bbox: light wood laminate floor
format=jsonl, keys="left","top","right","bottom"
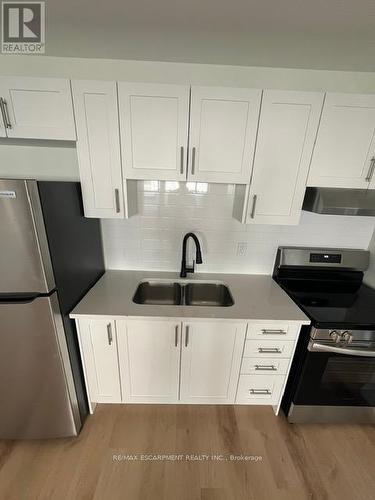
{"left": 0, "top": 405, "right": 374, "bottom": 500}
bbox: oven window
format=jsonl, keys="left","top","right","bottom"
{"left": 294, "top": 352, "right": 375, "bottom": 406}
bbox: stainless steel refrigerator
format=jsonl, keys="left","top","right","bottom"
{"left": 0, "top": 179, "right": 104, "bottom": 439}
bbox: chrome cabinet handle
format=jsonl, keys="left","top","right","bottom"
{"left": 250, "top": 194, "right": 257, "bottom": 219}
{"left": 261, "top": 329, "right": 287, "bottom": 335}
{"left": 249, "top": 389, "right": 271, "bottom": 395}
{"left": 175, "top": 325, "right": 179, "bottom": 347}
{"left": 0, "top": 98, "right": 11, "bottom": 129}
{"left": 254, "top": 365, "right": 277, "bottom": 371}
{"left": 115, "top": 188, "right": 120, "bottom": 213}
{"left": 365, "top": 157, "right": 375, "bottom": 182}
{"left": 180, "top": 146, "right": 184, "bottom": 175}
{"left": 107, "top": 323, "right": 113, "bottom": 346}
{"left": 185, "top": 325, "right": 189, "bottom": 347}
{"left": 191, "top": 147, "right": 196, "bottom": 175}
{"left": 0, "top": 98, "right": 7, "bottom": 130}
{"left": 258, "top": 347, "right": 282, "bottom": 354}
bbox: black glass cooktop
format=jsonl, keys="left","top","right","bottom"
{"left": 276, "top": 269, "right": 375, "bottom": 329}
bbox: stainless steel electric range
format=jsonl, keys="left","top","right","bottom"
{"left": 273, "top": 246, "right": 375, "bottom": 424}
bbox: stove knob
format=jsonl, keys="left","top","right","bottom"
{"left": 341, "top": 331, "right": 353, "bottom": 343}
{"left": 330, "top": 330, "right": 340, "bottom": 343}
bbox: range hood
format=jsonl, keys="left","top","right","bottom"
{"left": 303, "top": 187, "right": 375, "bottom": 216}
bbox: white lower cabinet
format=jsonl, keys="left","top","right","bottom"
{"left": 77, "top": 319, "right": 122, "bottom": 407}
{"left": 76, "top": 318, "right": 302, "bottom": 410}
{"left": 116, "top": 320, "right": 181, "bottom": 403}
{"left": 179, "top": 322, "right": 247, "bottom": 404}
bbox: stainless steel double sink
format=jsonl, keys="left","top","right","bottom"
{"left": 133, "top": 280, "right": 234, "bottom": 307}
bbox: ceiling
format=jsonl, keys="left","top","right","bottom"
{"left": 43, "top": 0, "right": 375, "bottom": 71}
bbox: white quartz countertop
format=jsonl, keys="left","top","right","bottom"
{"left": 70, "top": 270, "right": 310, "bottom": 323}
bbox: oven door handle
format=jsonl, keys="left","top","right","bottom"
{"left": 309, "top": 341, "right": 375, "bottom": 357}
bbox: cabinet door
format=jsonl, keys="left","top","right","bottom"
{"left": 0, "top": 77, "right": 76, "bottom": 140}
{"left": 180, "top": 321, "right": 246, "bottom": 404}
{"left": 78, "top": 319, "right": 122, "bottom": 404}
{"left": 72, "top": 80, "right": 125, "bottom": 218}
{"left": 308, "top": 92, "right": 375, "bottom": 188}
{"left": 188, "top": 86, "right": 261, "bottom": 183}
{"left": 246, "top": 90, "right": 324, "bottom": 225}
{"left": 118, "top": 82, "right": 189, "bottom": 181}
{"left": 117, "top": 320, "right": 181, "bottom": 403}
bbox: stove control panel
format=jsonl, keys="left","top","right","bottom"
{"left": 309, "top": 253, "right": 342, "bottom": 264}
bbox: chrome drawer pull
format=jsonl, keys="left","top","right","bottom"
{"left": 261, "top": 329, "right": 287, "bottom": 335}
{"left": 254, "top": 365, "right": 277, "bottom": 371}
{"left": 249, "top": 389, "right": 271, "bottom": 395}
{"left": 258, "top": 347, "right": 282, "bottom": 354}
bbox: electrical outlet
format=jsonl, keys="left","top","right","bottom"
{"left": 237, "top": 242, "right": 247, "bottom": 257}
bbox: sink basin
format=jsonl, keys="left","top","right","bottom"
{"left": 185, "top": 283, "right": 234, "bottom": 307}
{"left": 133, "top": 281, "right": 182, "bottom": 305}
{"left": 133, "top": 280, "right": 234, "bottom": 307}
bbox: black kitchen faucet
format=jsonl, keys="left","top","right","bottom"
{"left": 180, "top": 232, "right": 203, "bottom": 278}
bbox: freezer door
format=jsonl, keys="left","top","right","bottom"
{"left": 0, "top": 292, "right": 81, "bottom": 438}
{"left": 0, "top": 179, "right": 55, "bottom": 294}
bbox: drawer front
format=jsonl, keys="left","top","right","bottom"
{"left": 246, "top": 322, "right": 300, "bottom": 341}
{"left": 243, "top": 339, "right": 295, "bottom": 358}
{"left": 241, "top": 357, "right": 290, "bottom": 375}
{"left": 236, "top": 374, "right": 285, "bottom": 405}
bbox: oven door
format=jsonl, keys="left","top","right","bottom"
{"left": 293, "top": 340, "right": 375, "bottom": 406}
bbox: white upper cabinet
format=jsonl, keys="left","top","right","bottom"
{"left": 118, "top": 83, "right": 190, "bottom": 181}
{"left": 245, "top": 90, "right": 324, "bottom": 225}
{"left": 117, "top": 320, "right": 181, "bottom": 403}
{"left": 179, "top": 321, "right": 246, "bottom": 404}
{"left": 0, "top": 77, "right": 76, "bottom": 140}
{"left": 72, "top": 80, "right": 125, "bottom": 218}
{"left": 189, "top": 86, "right": 262, "bottom": 183}
{"left": 308, "top": 93, "right": 375, "bottom": 189}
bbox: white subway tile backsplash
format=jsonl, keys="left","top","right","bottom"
{"left": 102, "top": 182, "right": 375, "bottom": 273}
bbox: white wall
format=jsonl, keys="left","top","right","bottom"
{"left": 102, "top": 181, "right": 375, "bottom": 274}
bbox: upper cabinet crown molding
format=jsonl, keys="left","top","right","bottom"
{"left": 239, "top": 89, "right": 324, "bottom": 225}
{"left": 307, "top": 92, "right": 375, "bottom": 189}
{"left": 0, "top": 77, "right": 76, "bottom": 140}
{"left": 118, "top": 82, "right": 190, "bottom": 181}
{"left": 72, "top": 80, "right": 125, "bottom": 218}
{"left": 189, "top": 86, "right": 262, "bottom": 184}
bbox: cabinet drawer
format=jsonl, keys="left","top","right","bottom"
{"left": 236, "top": 374, "right": 285, "bottom": 405}
{"left": 241, "top": 357, "right": 290, "bottom": 375}
{"left": 246, "top": 322, "right": 300, "bottom": 341}
{"left": 243, "top": 339, "right": 295, "bottom": 358}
